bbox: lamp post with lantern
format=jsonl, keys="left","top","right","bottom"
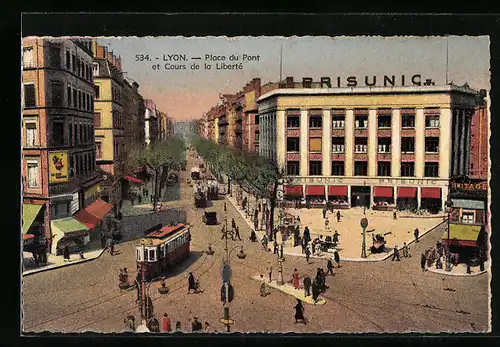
{"left": 360, "top": 217, "right": 368, "bottom": 259}
{"left": 276, "top": 229, "right": 285, "bottom": 285}
{"left": 444, "top": 198, "right": 454, "bottom": 272}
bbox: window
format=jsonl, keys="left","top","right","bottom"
{"left": 73, "top": 88, "right": 77, "bottom": 108}
{"left": 309, "top": 115, "right": 322, "bottom": 128}
{"left": 90, "top": 95, "right": 94, "bottom": 111}
{"left": 96, "top": 142, "right": 102, "bottom": 158}
{"left": 82, "top": 92, "right": 86, "bottom": 110}
{"left": 78, "top": 90, "right": 82, "bottom": 109}
{"left": 67, "top": 85, "right": 72, "bottom": 107}
{"left": 402, "top": 114, "right": 415, "bottom": 128}
{"left": 426, "top": 115, "right": 440, "bottom": 128}
{"left": 72, "top": 124, "right": 77, "bottom": 145}
{"left": 25, "top": 122, "right": 36, "bottom": 147}
{"left": 91, "top": 152, "right": 95, "bottom": 171}
{"left": 377, "top": 115, "right": 392, "bottom": 128}
{"left": 76, "top": 57, "right": 81, "bottom": 76}
{"left": 27, "top": 160, "right": 39, "bottom": 187}
{"left": 66, "top": 50, "right": 71, "bottom": 69}
{"left": 23, "top": 83, "right": 36, "bottom": 108}
{"left": 425, "top": 137, "right": 439, "bottom": 153}
{"left": 424, "top": 162, "right": 439, "bottom": 177}
{"left": 53, "top": 203, "right": 69, "bottom": 219}
{"left": 50, "top": 82, "right": 63, "bottom": 107}
{"left": 149, "top": 249, "right": 155, "bottom": 261}
{"left": 144, "top": 249, "right": 149, "bottom": 261}
{"left": 309, "top": 138, "right": 322, "bottom": 152}
{"left": 255, "top": 114, "right": 259, "bottom": 125}
{"left": 136, "top": 249, "right": 142, "bottom": 262}
{"left": 254, "top": 132, "right": 259, "bottom": 141}
{"left": 309, "top": 161, "right": 322, "bottom": 176}
{"left": 331, "top": 161, "right": 345, "bottom": 176}
{"left": 286, "top": 161, "right": 300, "bottom": 175}
{"left": 354, "top": 161, "right": 368, "bottom": 176}
{"left": 93, "top": 62, "right": 99, "bottom": 76}
{"left": 79, "top": 124, "right": 83, "bottom": 145}
{"left": 401, "top": 137, "right": 415, "bottom": 153}
{"left": 80, "top": 60, "right": 85, "bottom": 78}
{"left": 400, "top": 163, "right": 415, "bottom": 177}
{"left": 462, "top": 211, "right": 475, "bottom": 224}
{"left": 287, "top": 116, "right": 300, "bottom": 128}
{"left": 332, "top": 115, "right": 345, "bottom": 129}
{"left": 22, "top": 47, "right": 34, "bottom": 68}
{"left": 72, "top": 54, "right": 76, "bottom": 73}
{"left": 355, "top": 137, "right": 368, "bottom": 153}
{"left": 87, "top": 94, "right": 91, "bottom": 111}
{"left": 332, "top": 137, "right": 345, "bottom": 152}
{"left": 378, "top": 137, "right": 391, "bottom": 153}
{"left": 286, "top": 137, "right": 300, "bottom": 152}
{"left": 49, "top": 45, "right": 61, "bottom": 68}
{"left": 94, "top": 85, "right": 100, "bottom": 99}
{"left": 78, "top": 155, "right": 83, "bottom": 176}
{"left": 52, "top": 121, "right": 64, "bottom": 145}
{"left": 377, "top": 162, "right": 391, "bottom": 176}
{"left": 160, "top": 244, "right": 165, "bottom": 258}
{"left": 355, "top": 115, "right": 368, "bottom": 128}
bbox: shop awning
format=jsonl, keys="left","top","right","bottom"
{"left": 328, "top": 185, "right": 348, "bottom": 196}
{"left": 421, "top": 187, "right": 441, "bottom": 199}
{"left": 51, "top": 217, "right": 89, "bottom": 236}
{"left": 22, "top": 203, "right": 43, "bottom": 234}
{"left": 85, "top": 199, "right": 113, "bottom": 220}
{"left": 73, "top": 209, "right": 101, "bottom": 230}
{"left": 397, "top": 187, "right": 417, "bottom": 198}
{"left": 124, "top": 175, "right": 142, "bottom": 184}
{"left": 284, "top": 185, "right": 303, "bottom": 197}
{"left": 306, "top": 185, "right": 325, "bottom": 196}
{"left": 442, "top": 224, "right": 482, "bottom": 247}
{"left": 373, "top": 186, "right": 393, "bottom": 198}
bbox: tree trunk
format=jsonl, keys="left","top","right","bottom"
{"left": 153, "top": 169, "right": 160, "bottom": 211}
{"left": 268, "top": 182, "right": 279, "bottom": 241}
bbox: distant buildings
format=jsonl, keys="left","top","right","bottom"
{"left": 469, "top": 94, "right": 489, "bottom": 180}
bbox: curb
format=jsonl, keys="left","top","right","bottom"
{"left": 427, "top": 266, "right": 489, "bottom": 277}
{"left": 22, "top": 248, "right": 107, "bottom": 277}
{"left": 248, "top": 275, "right": 327, "bottom": 305}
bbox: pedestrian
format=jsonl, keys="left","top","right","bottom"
{"left": 188, "top": 272, "right": 196, "bottom": 294}
{"left": 336, "top": 210, "right": 341, "bottom": 222}
{"left": 273, "top": 240, "right": 278, "bottom": 255}
{"left": 249, "top": 230, "right": 257, "bottom": 242}
{"left": 262, "top": 234, "right": 269, "bottom": 251}
{"left": 402, "top": 242, "right": 409, "bottom": 258}
{"left": 204, "top": 322, "right": 211, "bottom": 333}
{"left": 303, "top": 226, "right": 311, "bottom": 244}
{"left": 191, "top": 317, "right": 203, "bottom": 332}
{"left": 392, "top": 246, "right": 400, "bottom": 261}
{"left": 303, "top": 275, "right": 312, "bottom": 297}
{"left": 305, "top": 247, "right": 311, "bottom": 263}
{"left": 294, "top": 299, "right": 306, "bottom": 324}
{"left": 334, "top": 250, "right": 340, "bottom": 268}
{"left": 292, "top": 268, "right": 300, "bottom": 290}
{"left": 63, "top": 245, "right": 70, "bottom": 262}
{"left": 301, "top": 238, "right": 307, "bottom": 254}
{"left": 124, "top": 313, "right": 135, "bottom": 331}
{"left": 311, "top": 280, "right": 320, "bottom": 304}
{"left": 79, "top": 250, "right": 85, "bottom": 260}
{"left": 149, "top": 317, "right": 160, "bottom": 332}
{"left": 109, "top": 240, "right": 115, "bottom": 256}
{"left": 393, "top": 211, "right": 397, "bottom": 220}
{"left": 101, "top": 234, "right": 106, "bottom": 249}
{"left": 234, "top": 226, "right": 242, "bottom": 241}
{"left": 259, "top": 274, "right": 268, "bottom": 297}
{"left": 326, "top": 258, "right": 335, "bottom": 276}
{"left": 267, "top": 265, "right": 273, "bottom": 283}
{"left": 420, "top": 253, "right": 427, "bottom": 272}
{"left": 231, "top": 218, "right": 236, "bottom": 231}
{"left": 175, "top": 321, "right": 181, "bottom": 331}
{"left": 322, "top": 205, "right": 327, "bottom": 219}
{"left": 435, "top": 256, "right": 443, "bottom": 270}
{"left": 414, "top": 228, "right": 420, "bottom": 243}
{"left": 32, "top": 250, "right": 39, "bottom": 267}
{"left": 253, "top": 217, "right": 259, "bottom": 231}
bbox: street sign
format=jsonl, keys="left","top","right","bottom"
{"left": 221, "top": 262, "right": 232, "bottom": 282}
{"left": 219, "top": 318, "right": 235, "bottom": 325}
{"left": 360, "top": 218, "right": 368, "bottom": 229}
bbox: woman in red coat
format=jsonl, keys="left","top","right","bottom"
{"left": 292, "top": 268, "right": 300, "bottom": 289}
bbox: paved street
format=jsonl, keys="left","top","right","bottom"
{"left": 22, "top": 153, "right": 490, "bottom": 334}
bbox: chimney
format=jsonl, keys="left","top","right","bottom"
{"left": 114, "top": 56, "right": 122, "bottom": 71}
{"left": 96, "top": 45, "right": 106, "bottom": 59}
{"left": 106, "top": 51, "right": 114, "bottom": 65}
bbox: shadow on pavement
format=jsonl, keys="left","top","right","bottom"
{"left": 167, "top": 251, "right": 205, "bottom": 277}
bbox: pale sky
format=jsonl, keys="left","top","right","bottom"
{"left": 96, "top": 36, "right": 490, "bottom": 121}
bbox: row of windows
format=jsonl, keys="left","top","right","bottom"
{"left": 286, "top": 115, "right": 441, "bottom": 129}
{"left": 137, "top": 232, "right": 190, "bottom": 262}
{"left": 286, "top": 137, "right": 440, "bottom": 153}
{"left": 286, "top": 161, "right": 440, "bottom": 178}
{"left": 22, "top": 82, "right": 93, "bottom": 111}
{"left": 22, "top": 44, "right": 93, "bottom": 83}
{"left": 51, "top": 120, "right": 95, "bottom": 147}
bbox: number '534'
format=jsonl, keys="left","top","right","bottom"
{"left": 135, "top": 54, "right": 150, "bottom": 62}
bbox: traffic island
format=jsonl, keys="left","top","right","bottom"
{"left": 250, "top": 275, "right": 327, "bottom": 305}
{"left": 426, "top": 260, "right": 490, "bottom": 277}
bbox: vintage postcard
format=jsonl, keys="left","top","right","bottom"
{"left": 21, "top": 35, "right": 491, "bottom": 334}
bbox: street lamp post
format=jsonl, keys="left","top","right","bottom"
{"left": 445, "top": 199, "right": 453, "bottom": 272}
{"left": 360, "top": 217, "right": 368, "bottom": 259}
{"left": 276, "top": 229, "right": 285, "bottom": 285}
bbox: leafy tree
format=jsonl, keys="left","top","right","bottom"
{"left": 190, "top": 135, "right": 287, "bottom": 239}
{"left": 127, "top": 136, "right": 186, "bottom": 211}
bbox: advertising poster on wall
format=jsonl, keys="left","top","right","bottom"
{"left": 49, "top": 152, "right": 69, "bottom": 183}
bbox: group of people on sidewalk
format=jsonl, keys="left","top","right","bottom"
{"left": 221, "top": 218, "right": 242, "bottom": 241}
{"left": 124, "top": 312, "right": 215, "bottom": 333}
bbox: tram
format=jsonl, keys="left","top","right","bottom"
{"left": 136, "top": 223, "right": 191, "bottom": 281}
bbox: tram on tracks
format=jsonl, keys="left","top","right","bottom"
{"left": 136, "top": 223, "right": 191, "bottom": 281}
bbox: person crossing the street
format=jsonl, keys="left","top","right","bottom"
{"left": 402, "top": 242, "right": 410, "bottom": 258}
{"left": 392, "top": 245, "right": 401, "bottom": 261}
{"left": 305, "top": 246, "right": 311, "bottom": 263}
{"left": 303, "top": 275, "right": 312, "bottom": 297}
{"left": 326, "top": 257, "right": 335, "bottom": 276}
{"left": 234, "top": 226, "right": 242, "bottom": 241}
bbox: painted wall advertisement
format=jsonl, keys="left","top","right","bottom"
{"left": 49, "top": 152, "right": 69, "bottom": 183}
{"left": 70, "top": 192, "right": 80, "bottom": 215}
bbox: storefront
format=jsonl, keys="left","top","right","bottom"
{"left": 22, "top": 203, "right": 45, "bottom": 252}
{"left": 327, "top": 185, "right": 349, "bottom": 208}
{"left": 396, "top": 187, "right": 418, "bottom": 210}
{"left": 283, "top": 185, "right": 303, "bottom": 202}
{"left": 373, "top": 186, "right": 395, "bottom": 210}
{"left": 351, "top": 186, "right": 370, "bottom": 207}
{"left": 420, "top": 187, "right": 442, "bottom": 214}
{"left": 74, "top": 199, "right": 114, "bottom": 241}
{"left": 50, "top": 217, "right": 90, "bottom": 255}
{"left": 305, "top": 185, "right": 325, "bottom": 206}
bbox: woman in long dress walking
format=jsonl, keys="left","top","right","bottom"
{"left": 292, "top": 268, "right": 300, "bottom": 290}
{"left": 294, "top": 299, "right": 306, "bottom": 324}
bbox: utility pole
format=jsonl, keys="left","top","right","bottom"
{"left": 360, "top": 218, "right": 368, "bottom": 259}
{"left": 141, "top": 242, "right": 146, "bottom": 322}
{"left": 276, "top": 230, "right": 284, "bottom": 285}
{"left": 220, "top": 215, "right": 234, "bottom": 332}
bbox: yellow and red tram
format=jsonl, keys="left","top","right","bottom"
{"left": 136, "top": 223, "right": 191, "bottom": 281}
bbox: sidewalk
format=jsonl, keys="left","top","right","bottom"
{"left": 427, "top": 260, "right": 490, "bottom": 277}
{"left": 226, "top": 194, "right": 266, "bottom": 241}
{"left": 22, "top": 248, "right": 106, "bottom": 276}
{"left": 250, "top": 275, "right": 327, "bottom": 305}
{"left": 121, "top": 178, "right": 168, "bottom": 217}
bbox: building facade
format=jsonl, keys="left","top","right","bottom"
{"left": 92, "top": 42, "right": 125, "bottom": 206}
{"left": 469, "top": 93, "right": 489, "bottom": 179}
{"left": 22, "top": 37, "right": 101, "bottom": 247}
{"left": 257, "top": 84, "right": 480, "bottom": 213}
{"left": 242, "top": 78, "right": 262, "bottom": 153}
{"left": 144, "top": 99, "right": 159, "bottom": 146}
